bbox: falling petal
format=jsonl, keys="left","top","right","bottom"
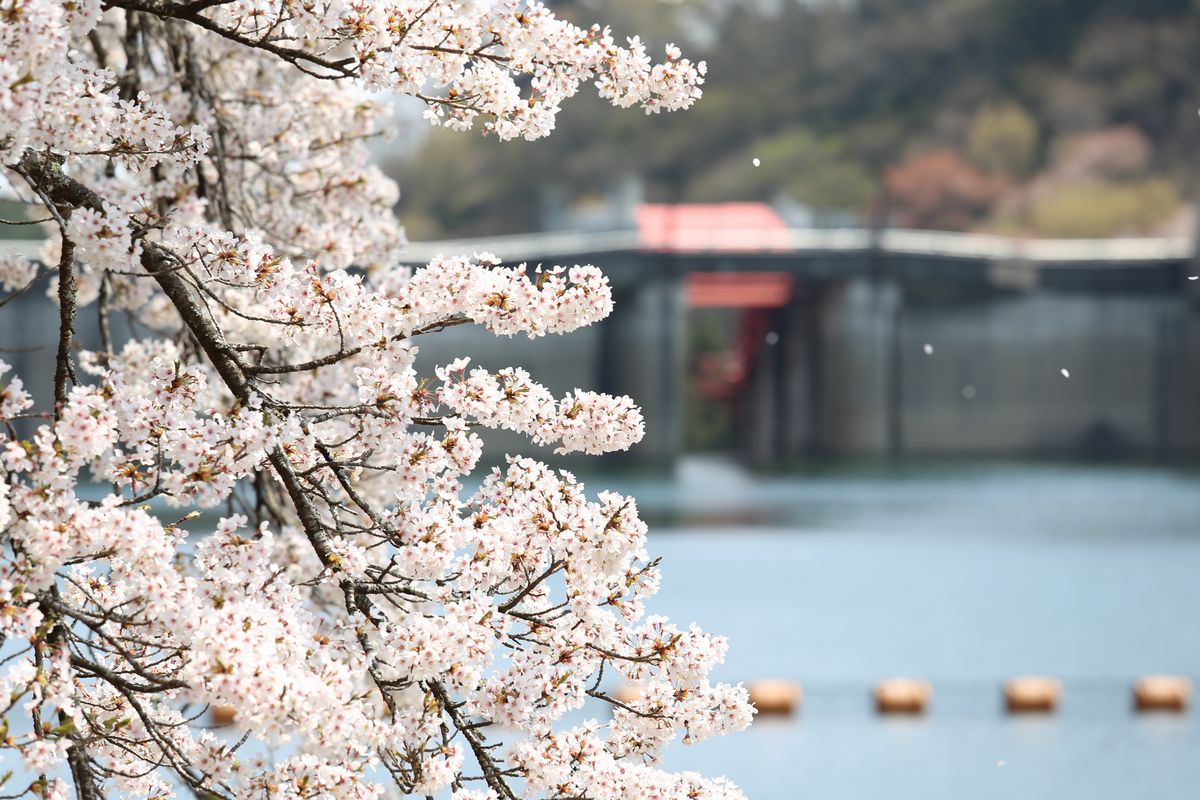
{"left": 752, "top": 157, "right": 761, "bottom": 167}
{"left": 1061, "top": 368, "right": 1070, "bottom": 378}
{"left": 923, "top": 343, "right": 933, "bottom": 355}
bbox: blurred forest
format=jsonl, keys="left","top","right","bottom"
{"left": 385, "top": 0, "right": 1200, "bottom": 240}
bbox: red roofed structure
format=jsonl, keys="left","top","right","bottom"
{"left": 636, "top": 202, "right": 793, "bottom": 252}
{"left": 686, "top": 272, "right": 793, "bottom": 308}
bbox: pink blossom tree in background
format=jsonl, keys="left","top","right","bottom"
{"left": 0, "top": 1, "right": 752, "bottom": 798}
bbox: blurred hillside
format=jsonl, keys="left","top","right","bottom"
{"left": 386, "top": 0, "right": 1200, "bottom": 240}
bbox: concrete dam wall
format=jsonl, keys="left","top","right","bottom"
{"left": 739, "top": 277, "right": 1200, "bottom": 465}
{"left": 3, "top": 232, "right": 1197, "bottom": 466}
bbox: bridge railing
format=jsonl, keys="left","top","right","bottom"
{"left": 402, "top": 228, "right": 1195, "bottom": 264}
{"left": 2, "top": 228, "right": 1193, "bottom": 265}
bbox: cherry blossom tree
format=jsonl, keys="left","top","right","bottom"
{"left": 0, "top": 1, "right": 751, "bottom": 799}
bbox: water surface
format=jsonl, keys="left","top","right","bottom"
{"left": 595, "top": 459, "right": 1200, "bottom": 799}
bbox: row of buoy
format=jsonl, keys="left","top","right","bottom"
{"left": 611, "top": 675, "right": 1193, "bottom": 718}
{"left": 208, "top": 675, "right": 1194, "bottom": 726}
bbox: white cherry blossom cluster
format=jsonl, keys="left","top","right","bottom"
{"left": 511, "top": 722, "right": 748, "bottom": 800}
{"left": 0, "top": 0, "right": 206, "bottom": 169}
{"left": 435, "top": 358, "right": 644, "bottom": 454}
{"left": 0, "top": 255, "right": 38, "bottom": 292}
{"left": 0, "top": 0, "right": 750, "bottom": 798}
{"left": 190, "top": 0, "right": 706, "bottom": 141}
{"left": 64, "top": 208, "right": 142, "bottom": 277}
{"left": 0, "top": 359, "right": 34, "bottom": 419}
{"left": 400, "top": 255, "right": 616, "bottom": 337}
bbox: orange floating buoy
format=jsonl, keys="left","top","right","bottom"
{"left": 1004, "top": 677, "right": 1062, "bottom": 713}
{"left": 1134, "top": 675, "right": 1192, "bottom": 712}
{"left": 211, "top": 704, "right": 237, "bottom": 726}
{"left": 612, "top": 684, "right": 643, "bottom": 706}
{"left": 874, "top": 678, "right": 932, "bottom": 714}
{"left": 747, "top": 679, "right": 802, "bottom": 716}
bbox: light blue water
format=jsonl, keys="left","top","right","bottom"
{"left": 595, "top": 458, "right": 1200, "bottom": 800}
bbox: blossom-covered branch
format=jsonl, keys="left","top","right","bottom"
{"left": 0, "top": 2, "right": 747, "bottom": 799}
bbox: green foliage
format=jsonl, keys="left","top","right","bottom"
{"left": 685, "top": 311, "right": 735, "bottom": 452}
{"left": 393, "top": 0, "right": 1198, "bottom": 237}
{"left": 691, "top": 129, "right": 876, "bottom": 210}
{"left": 967, "top": 103, "right": 1039, "bottom": 176}
{"left": 1028, "top": 178, "right": 1180, "bottom": 237}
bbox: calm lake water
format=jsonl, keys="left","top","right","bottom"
{"left": 597, "top": 458, "right": 1200, "bottom": 800}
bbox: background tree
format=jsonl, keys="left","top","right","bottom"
{"left": 884, "top": 150, "right": 1006, "bottom": 231}
{"left": 393, "top": 0, "right": 1199, "bottom": 238}
{"left": 966, "top": 103, "right": 1039, "bottom": 178}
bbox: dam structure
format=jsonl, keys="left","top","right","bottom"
{"left": 4, "top": 212, "right": 1199, "bottom": 466}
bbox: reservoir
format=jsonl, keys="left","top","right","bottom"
{"left": 600, "top": 458, "right": 1200, "bottom": 800}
